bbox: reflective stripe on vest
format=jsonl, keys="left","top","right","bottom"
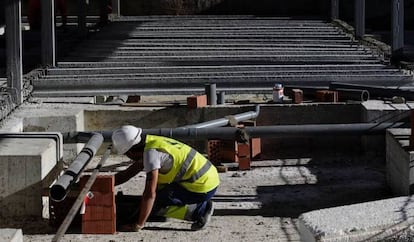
{"left": 183, "top": 161, "right": 212, "bottom": 183}
{"left": 174, "top": 148, "right": 212, "bottom": 183}
{"left": 174, "top": 148, "right": 197, "bottom": 182}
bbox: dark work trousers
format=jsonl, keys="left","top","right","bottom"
{"left": 153, "top": 183, "right": 217, "bottom": 221}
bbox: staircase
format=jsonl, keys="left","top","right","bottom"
{"left": 31, "top": 15, "right": 414, "bottom": 97}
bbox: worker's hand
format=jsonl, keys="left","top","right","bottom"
{"left": 118, "top": 223, "right": 143, "bottom": 232}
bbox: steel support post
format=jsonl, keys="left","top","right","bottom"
{"left": 392, "top": 0, "right": 404, "bottom": 59}
{"left": 5, "top": 0, "right": 23, "bottom": 104}
{"left": 331, "top": 0, "right": 339, "bottom": 20}
{"left": 112, "top": 0, "right": 120, "bottom": 17}
{"left": 41, "top": 0, "right": 56, "bottom": 67}
{"left": 205, "top": 83, "right": 217, "bottom": 105}
{"left": 354, "top": 0, "right": 365, "bottom": 39}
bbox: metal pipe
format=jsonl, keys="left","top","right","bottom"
{"left": 181, "top": 105, "right": 260, "bottom": 129}
{"left": 62, "top": 121, "right": 405, "bottom": 144}
{"left": 330, "top": 82, "right": 414, "bottom": 100}
{"left": 52, "top": 146, "right": 111, "bottom": 242}
{"left": 50, "top": 133, "right": 104, "bottom": 202}
{"left": 143, "top": 122, "right": 405, "bottom": 140}
{"left": 217, "top": 91, "right": 226, "bottom": 105}
{"left": 335, "top": 88, "right": 370, "bottom": 102}
{"left": 205, "top": 83, "right": 217, "bottom": 105}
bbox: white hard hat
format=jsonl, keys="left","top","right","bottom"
{"left": 112, "top": 125, "right": 142, "bottom": 154}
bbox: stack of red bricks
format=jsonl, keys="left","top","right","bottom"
{"left": 207, "top": 121, "right": 261, "bottom": 171}
{"left": 80, "top": 175, "right": 116, "bottom": 234}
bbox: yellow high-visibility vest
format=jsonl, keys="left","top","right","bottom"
{"left": 144, "top": 135, "right": 220, "bottom": 193}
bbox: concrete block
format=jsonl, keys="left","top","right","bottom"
{"left": 23, "top": 112, "right": 85, "bottom": 161}
{"left": 0, "top": 229, "right": 23, "bottom": 242}
{"left": 386, "top": 129, "right": 414, "bottom": 195}
{"left": 0, "top": 138, "right": 60, "bottom": 218}
{"left": 299, "top": 196, "right": 414, "bottom": 242}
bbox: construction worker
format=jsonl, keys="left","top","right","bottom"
{"left": 112, "top": 125, "right": 220, "bottom": 231}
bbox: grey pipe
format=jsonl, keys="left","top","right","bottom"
{"left": 205, "top": 83, "right": 217, "bottom": 105}
{"left": 52, "top": 146, "right": 112, "bottom": 242}
{"left": 50, "top": 133, "right": 104, "bottom": 202}
{"left": 181, "top": 105, "right": 260, "bottom": 129}
{"left": 330, "top": 82, "right": 414, "bottom": 100}
{"left": 143, "top": 122, "right": 405, "bottom": 140}
{"left": 62, "top": 121, "right": 404, "bottom": 144}
{"left": 335, "top": 88, "right": 370, "bottom": 102}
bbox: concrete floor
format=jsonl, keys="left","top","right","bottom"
{"left": 1, "top": 97, "right": 411, "bottom": 241}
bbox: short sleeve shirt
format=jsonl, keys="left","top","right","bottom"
{"left": 143, "top": 148, "right": 173, "bottom": 174}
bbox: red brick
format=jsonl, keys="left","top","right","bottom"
{"left": 292, "top": 89, "right": 303, "bottom": 104}
{"left": 250, "top": 138, "right": 261, "bottom": 160}
{"left": 82, "top": 221, "right": 115, "bottom": 234}
{"left": 220, "top": 150, "right": 238, "bottom": 163}
{"left": 237, "top": 143, "right": 250, "bottom": 157}
{"left": 80, "top": 175, "right": 114, "bottom": 193}
{"left": 207, "top": 140, "right": 222, "bottom": 165}
{"left": 315, "top": 90, "right": 338, "bottom": 102}
{"left": 80, "top": 175, "right": 116, "bottom": 234}
{"left": 187, "top": 95, "right": 207, "bottom": 108}
{"left": 86, "top": 192, "right": 114, "bottom": 206}
{"left": 238, "top": 157, "right": 251, "bottom": 170}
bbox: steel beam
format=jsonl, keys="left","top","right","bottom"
{"left": 5, "top": 0, "right": 23, "bottom": 104}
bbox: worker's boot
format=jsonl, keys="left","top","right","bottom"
{"left": 191, "top": 200, "right": 214, "bottom": 231}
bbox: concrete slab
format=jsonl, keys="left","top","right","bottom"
{"left": 386, "top": 128, "right": 413, "bottom": 195}
{"left": 0, "top": 138, "right": 59, "bottom": 218}
{"left": 362, "top": 100, "right": 413, "bottom": 123}
{"left": 298, "top": 196, "right": 414, "bottom": 242}
{"left": 0, "top": 229, "right": 23, "bottom": 242}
